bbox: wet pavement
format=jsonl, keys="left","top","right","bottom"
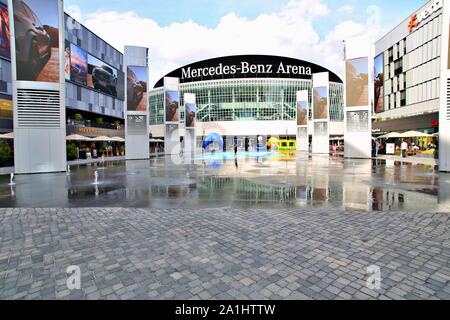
{"left": 0, "top": 152, "right": 449, "bottom": 212}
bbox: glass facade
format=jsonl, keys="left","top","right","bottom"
{"left": 149, "top": 79, "right": 344, "bottom": 125}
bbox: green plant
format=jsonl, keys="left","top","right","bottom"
{"left": 113, "top": 120, "right": 121, "bottom": 127}
{"left": 94, "top": 117, "right": 104, "bottom": 125}
{"left": 74, "top": 113, "right": 83, "bottom": 121}
{"left": 66, "top": 143, "right": 77, "bottom": 161}
{"left": 0, "top": 142, "right": 13, "bottom": 167}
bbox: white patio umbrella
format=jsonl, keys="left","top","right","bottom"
{"left": 0, "top": 132, "right": 13, "bottom": 139}
{"left": 400, "top": 131, "right": 432, "bottom": 138}
{"left": 377, "top": 132, "right": 403, "bottom": 139}
{"left": 110, "top": 136, "right": 125, "bottom": 142}
{"left": 66, "top": 134, "right": 90, "bottom": 141}
{"left": 90, "top": 136, "right": 111, "bottom": 142}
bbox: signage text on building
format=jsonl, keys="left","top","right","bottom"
{"left": 409, "top": 0, "right": 443, "bottom": 33}
{"left": 181, "top": 62, "right": 312, "bottom": 81}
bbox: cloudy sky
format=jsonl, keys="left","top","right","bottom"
{"left": 64, "top": 0, "right": 427, "bottom": 87}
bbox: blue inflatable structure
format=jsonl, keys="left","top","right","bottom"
{"left": 203, "top": 133, "right": 224, "bottom": 150}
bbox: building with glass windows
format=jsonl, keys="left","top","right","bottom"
{"left": 149, "top": 55, "right": 344, "bottom": 149}
{"left": 373, "top": 0, "right": 442, "bottom": 135}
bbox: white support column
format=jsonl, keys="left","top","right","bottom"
{"left": 124, "top": 46, "right": 150, "bottom": 160}
{"left": 439, "top": 1, "right": 450, "bottom": 172}
{"left": 296, "top": 90, "right": 309, "bottom": 152}
{"left": 344, "top": 36, "right": 373, "bottom": 159}
{"left": 9, "top": 0, "right": 66, "bottom": 174}
{"left": 312, "top": 72, "right": 330, "bottom": 154}
{"left": 184, "top": 93, "right": 197, "bottom": 155}
{"left": 164, "top": 77, "right": 180, "bottom": 155}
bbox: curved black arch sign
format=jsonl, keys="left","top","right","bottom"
{"left": 154, "top": 55, "right": 342, "bottom": 88}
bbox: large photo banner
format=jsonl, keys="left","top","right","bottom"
{"left": 127, "top": 65, "right": 148, "bottom": 112}
{"left": 345, "top": 57, "right": 369, "bottom": 108}
{"left": 313, "top": 86, "right": 328, "bottom": 120}
{"left": 296, "top": 90, "right": 308, "bottom": 127}
{"left": 184, "top": 93, "right": 196, "bottom": 129}
{"left": 0, "top": 0, "right": 10, "bottom": 61}
{"left": 12, "top": 0, "right": 60, "bottom": 82}
{"left": 64, "top": 40, "right": 125, "bottom": 100}
{"left": 164, "top": 77, "right": 180, "bottom": 124}
{"left": 374, "top": 54, "right": 384, "bottom": 113}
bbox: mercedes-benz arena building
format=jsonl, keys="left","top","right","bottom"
{"left": 149, "top": 55, "right": 344, "bottom": 150}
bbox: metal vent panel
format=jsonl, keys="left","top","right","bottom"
{"left": 17, "top": 89, "right": 61, "bottom": 128}
{"left": 447, "top": 79, "right": 450, "bottom": 121}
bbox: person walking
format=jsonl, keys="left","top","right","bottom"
{"left": 401, "top": 139, "right": 408, "bottom": 158}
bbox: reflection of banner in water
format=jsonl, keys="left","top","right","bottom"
{"left": 236, "top": 178, "right": 297, "bottom": 201}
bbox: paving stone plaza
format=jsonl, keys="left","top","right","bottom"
{"left": 0, "top": 207, "right": 448, "bottom": 300}
{"left": 0, "top": 156, "right": 449, "bottom": 300}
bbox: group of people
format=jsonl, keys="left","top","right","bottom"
{"left": 372, "top": 139, "right": 436, "bottom": 158}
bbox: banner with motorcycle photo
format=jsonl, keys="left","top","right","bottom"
{"left": 11, "top": 0, "right": 60, "bottom": 82}
{"left": 64, "top": 40, "right": 125, "bottom": 100}
{"left": 126, "top": 66, "right": 148, "bottom": 112}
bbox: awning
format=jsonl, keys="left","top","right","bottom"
{"left": 66, "top": 134, "right": 90, "bottom": 141}
{"left": 150, "top": 138, "right": 164, "bottom": 143}
{"left": 330, "top": 136, "right": 344, "bottom": 141}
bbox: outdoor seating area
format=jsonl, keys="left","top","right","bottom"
{"left": 376, "top": 131, "right": 438, "bottom": 158}
{"left": 66, "top": 134, "right": 125, "bottom": 160}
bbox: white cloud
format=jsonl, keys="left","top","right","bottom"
{"left": 338, "top": 5, "right": 354, "bottom": 14}
{"left": 83, "top": 0, "right": 380, "bottom": 87}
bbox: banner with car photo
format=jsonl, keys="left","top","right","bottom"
{"left": 12, "top": 0, "right": 60, "bottom": 82}
{"left": 64, "top": 41, "right": 125, "bottom": 100}
{"left": 127, "top": 66, "right": 148, "bottom": 112}
{"left": 345, "top": 57, "right": 369, "bottom": 108}
{"left": 0, "top": 0, "right": 11, "bottom": 61}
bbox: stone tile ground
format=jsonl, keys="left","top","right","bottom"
{"left": 0, "top": 208, "right": 448, "bottom": 300}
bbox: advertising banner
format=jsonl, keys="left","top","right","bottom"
{"left": 0, "top": 1, "right": 10, "bottom": 60}
{"left": 345, "top": 57, "right": 369, "bottom": 108}
{"left": 313, "top": 86, "right": 328, "bottom": 120}
{"left": 64, "top": 41, "right": 125, "bottom": 100}
{"left": 164, "top": 77, "right": 180, "bottom": 124}
{"left": 344, "top": 36, "right": 372, "bottom": 159}
{"left": 184, "top": 93, "right": 196, "bottom": 129}
{"left": 0, "top": 96, "right": 12, "bottom": 118}
{"left": 127, "top": 65, "right": 148, "bottom": 112}
{"left": 374, "top": 54, "right": 384, "bottom": 113}
{"left": 296, "top": 100, "right": 308, "bottom": 126}
{"left": 12, "top": 0, "right": 60, "bottom": 82}
{"left": 165, "top": 90, "right": 179, "bottom": 124}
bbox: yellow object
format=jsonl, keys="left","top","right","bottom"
{"left": 267, "top": 138, "right": 296, "bottom": 151}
